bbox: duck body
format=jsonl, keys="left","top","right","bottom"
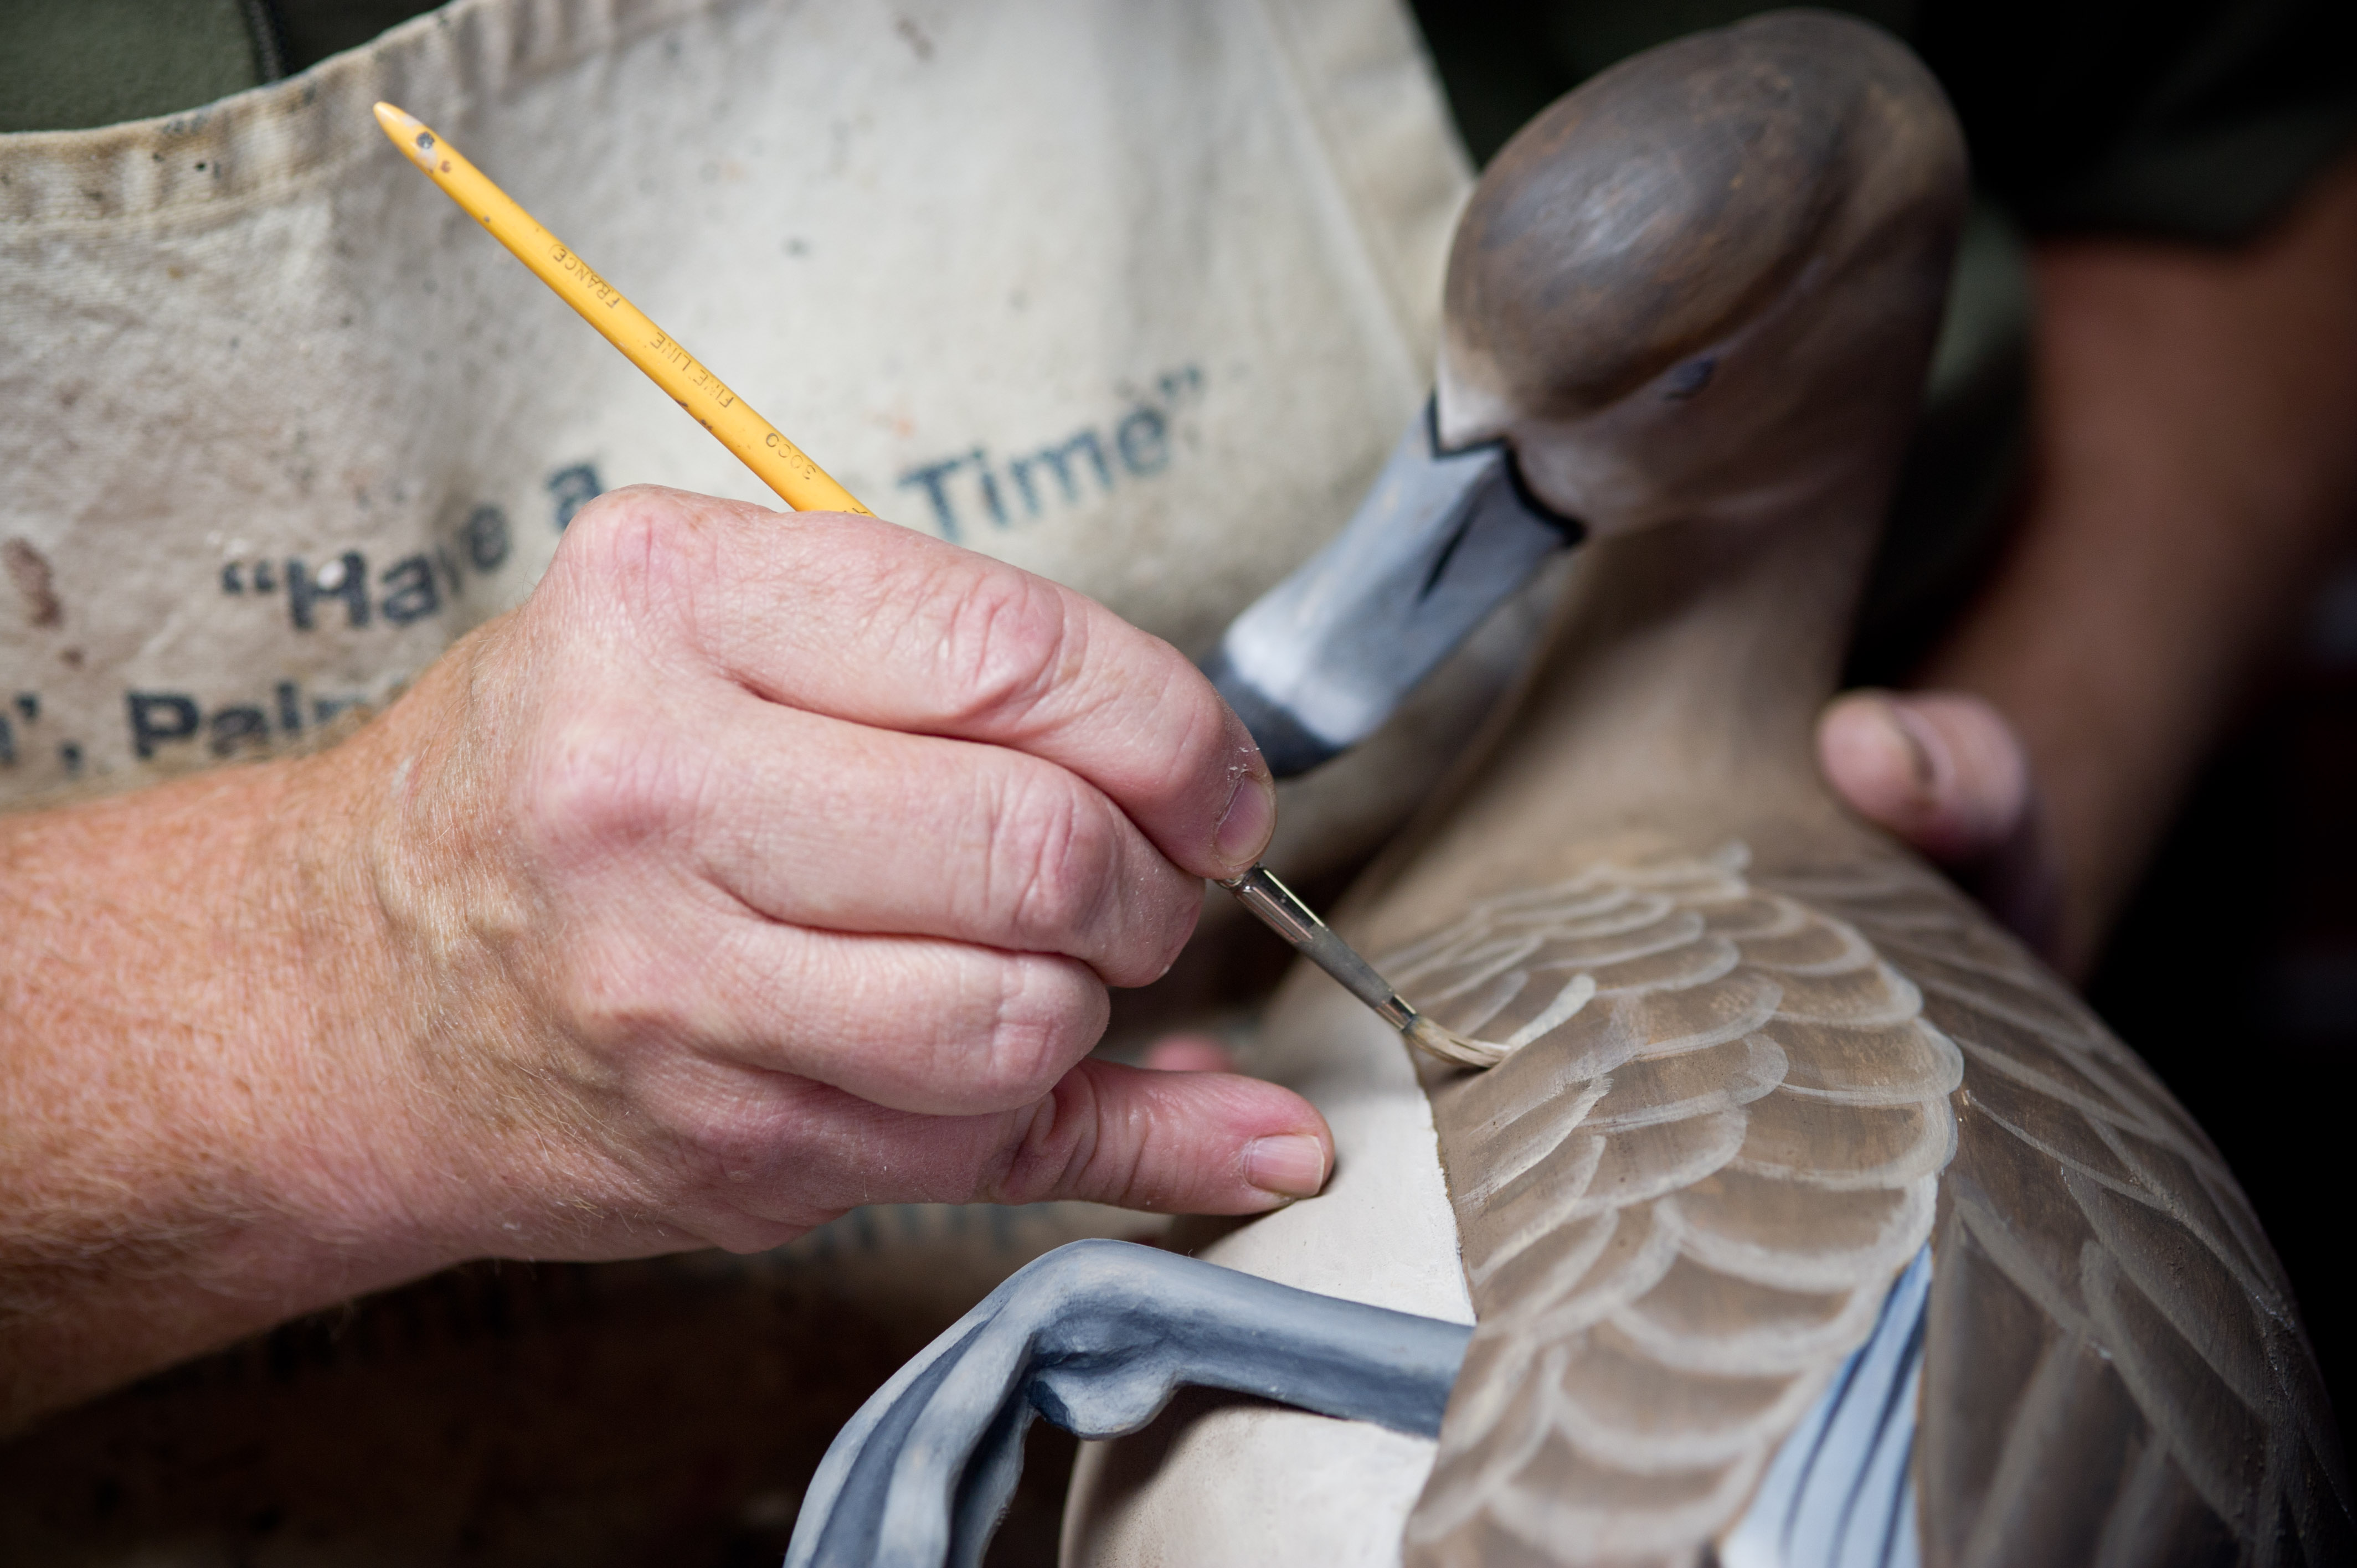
{"left": 1067, "top": 12, "right": 2349, "bottom": 1566}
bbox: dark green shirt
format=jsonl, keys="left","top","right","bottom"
{"left": 1413, "top": 0, "right": 2357, "bottom": 243}
{"left": 0, "top": 0, "right": 427, "bottom": 133}
{"left": 9, "top": 2, "right": 2355, "bottom": 243}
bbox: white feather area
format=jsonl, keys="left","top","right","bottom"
{"left": 1718, "top": 1245, "right": 1932, "bottom": 1568}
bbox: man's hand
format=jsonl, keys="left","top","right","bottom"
{"left": 372, "top": 486, "right": 1326, "bottom": 1242}
{"left": 0, "top": 486, "right": 1329, "bottom": 1425}
{"left": 1816, "top": 689, "right": 2058, "bottom": 959}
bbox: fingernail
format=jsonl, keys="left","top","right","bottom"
{"left": 1884, "top": 701, "right": 1952, "bottom": 797}
{"left": 1213, "top": 770, "right": 1277, "bottom": 871}
{"left": 1244, "top": 1134, "right": 1328, "bottom": 1199}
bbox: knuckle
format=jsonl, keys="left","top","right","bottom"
{"left": 661, "top": 1075, "right": 793, "bottom": 1167}
{"left": 517, "top": 708, "right": 702, "bottom": 864}
{"left": 986, "top": 1070, "right": 1139, "bottom": 1206}
{"left": 554, "top": 485, "right": 660, "bottom": 580}
{"left": 970, "top": 957, "right": 1102, "bottom": 1106}
{"left": 555, "top": 922, "right": 697, "bottom": 1053}
{"left": 928, "top": 561, "right": 1082, "bottom": 731}
{"left": 549, "top": 485, "right": 708, "bottom": 628}
{"left": 991, "top": 768, "right": 1119, "bottom": 950}
{"left": 1132, "top": 888, "right": 1201, "bottom": 984}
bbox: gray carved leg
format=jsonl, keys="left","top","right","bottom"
{"left": 785, "top": 1237, "right": 1473, "bottom": 1568}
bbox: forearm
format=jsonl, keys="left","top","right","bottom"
{"left": 0, "top": 751, "right": 439, "bottom": 1424}
{"left": 0, "top": 623, "right": 709, "bottom": 1427}
{"left": 1922, "top": 151, "right": 2357, "bottom": 975}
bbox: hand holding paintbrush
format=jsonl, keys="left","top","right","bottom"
{"left": 374, "top": 102, "right": 1510, "bottom": 1070}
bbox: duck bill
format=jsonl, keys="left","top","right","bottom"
{"left": 1205, "top": 398, "right": 1582, "bottom": 777}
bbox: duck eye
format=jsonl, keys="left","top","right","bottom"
{"left": 1663, "top": 357, "right": 1716, "bottom": 401}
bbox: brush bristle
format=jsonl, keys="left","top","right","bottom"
{"left": 1403, "top": 1014, "right": 1507, "bottom": 1070}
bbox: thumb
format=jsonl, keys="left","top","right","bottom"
{"left": 980, "top": 1060, "right": 1332, "bottom": 1214}
{"left": 1817, "top": 689, "right": 2030, "bottom": 863}
{"left": 1818, "top": 688, "right": 2062, "bottom": 960}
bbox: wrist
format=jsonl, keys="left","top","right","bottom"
{"left": 292, "top": 632, "right": 673, "bottom": 1267}
{"left": 224, "top": 736, "right": 472, "bottom": 1283}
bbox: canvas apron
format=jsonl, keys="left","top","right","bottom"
{"left": 0, "top": 0, "right": 1474, "bottom": 879}
{"left": 0, "top": 7, "right": 1482, "bottom": 1540}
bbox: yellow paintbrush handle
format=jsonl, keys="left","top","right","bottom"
{"left": 373, "top": 102, "right": 867, "bottom": 515}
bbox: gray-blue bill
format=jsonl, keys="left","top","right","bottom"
{"left": 1203, "top": 396, "right": 1579, "bottom": 777}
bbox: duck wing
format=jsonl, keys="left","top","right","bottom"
{"left": 1775, "top": 857, "right": 2351, "bottom": 1568}
{"left": 1392, "top": 843, "right": 2349, "bottom": 1566}
{"left": 1393, "top": 843, "right": 1957, "bottom": 1565}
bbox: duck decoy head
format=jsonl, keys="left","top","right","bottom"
{"left": 1210, "top": 12, "right": 1964, "bottom": 776}
{"left": 1439, "top": 11, "right": 1965, "bottom": 533}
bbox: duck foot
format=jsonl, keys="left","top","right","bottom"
{"left": 786, "top": 1237, "right": 1473, "bottom": 1568}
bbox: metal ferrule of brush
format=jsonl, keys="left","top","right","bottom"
{"left": 1218, "top": 866, "right": 1507, "bottom": 1071}
{"left": 1218, "top": 866, "right": 1417, "bottom": 1028}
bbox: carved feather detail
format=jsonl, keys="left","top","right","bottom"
{"left": 1390, "top": 843, "right": 2350, "bottom": 1567}
{"left": 1391, "top": 844, "right": 1951, "bottom": 1565}
{"left": 1771, "top": 857, "right": 2352, "bottom": 1568}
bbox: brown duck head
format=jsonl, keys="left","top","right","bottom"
{"left": 1210, "top": 11, "right": 1964, "bottom": 776}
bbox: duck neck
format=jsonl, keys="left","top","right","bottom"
{"left": 1474, "top": 460, "right": 1894, "bottom": 854}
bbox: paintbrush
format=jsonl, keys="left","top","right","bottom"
{"left": 372, "top": 101, "right": 1509, "bottom": 1071}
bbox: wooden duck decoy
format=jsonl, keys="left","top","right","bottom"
{"left": 797, "top": 13, "right": 2351, "bottom": 1566}
{"left": 1073, "top": 13, "right": 2350, "bottom": 1565}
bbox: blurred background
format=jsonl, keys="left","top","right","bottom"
{"left": 2086, "top": 548, "right": 2357, "bottom": 1442}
